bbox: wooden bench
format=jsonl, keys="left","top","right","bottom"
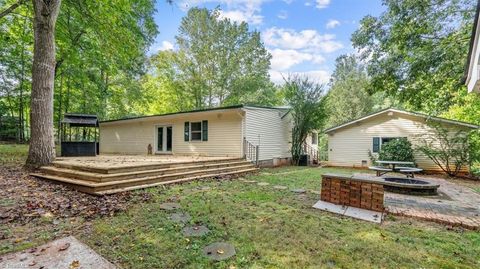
{"left": 398, "top": 167, "right": 423, "bottom": 178}
{"left": 368, "top": 166, "right": 392, "bottom": 177}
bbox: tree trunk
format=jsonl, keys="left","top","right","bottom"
{"left": 26, "top": 0, "right": 61, "bottom": 168}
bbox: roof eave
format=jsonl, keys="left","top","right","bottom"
{"left": 463, "top": 0, "right": 480, "bottom": 84}
{"left": 324, "top": 108, "right": 479, "bottom": 134}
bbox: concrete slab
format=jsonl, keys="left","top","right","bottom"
{"left": 312, "top": 200, "right": 384, "bottom": 223}
{"left": 344, "top": 207, "right": 383, "bottom": 223}
{"left": 0, "top": 236, "right": 116, "bottom": 269}
{"left": 312, "top": 200, "right": 347, "bottom": 215}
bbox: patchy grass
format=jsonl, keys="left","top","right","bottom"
{"left": 0, "top": 143, "right": 61, "bottom": 166}
{"left": 78, "top": 168, "right": 480, "bottom": 269}
{"left": 1, "top": 144, "right": 479, "bottom": 268}
{"left": 0, "top": 143, "right": 29, "bottom": 166}
{"left": 247, "top": 166, "right": 374, "bottom": 190}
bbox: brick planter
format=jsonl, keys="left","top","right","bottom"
{"left": 321, "top": 174, "right": 385, "bottom": 212}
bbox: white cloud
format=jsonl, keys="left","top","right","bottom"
{"left": 277, "top": 10, "right": 288, "bottom": 19}
{"left": 304, "top": 1, "right": 312, "bottom": 6}
{"left": 269, "top": 70, "right": 330, "bottom": 84}
{"left": 315, "top": 0, "right": 330, "bottom": 9}
{"left": 262, "top": 27, "right": 343, "bottom": 53}
{"left": 180, "top": 0, "right": 268, "bottom": 25}
{"left": 270, "top": 49, "right": 325, "bottom": 70}
{"left": 218, "top": 9, "right": 263, "bottom": 25}
{"left": 283, "top": 0, "right": 293, "bottom": 4}
{"left": 157, "top": 41, "right": 174, "bottom": 51}
{"left": 326, "top": 19, "right": 340, "bottom": 29}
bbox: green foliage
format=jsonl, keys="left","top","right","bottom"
{"left": 174, "top": 8, "right": 277, "bottom": 109}
{"left": 378, "top": 138, "right": 415, "bottom": 164}
{"left": 368, "top": 149, "right": 378, "bottom": 164}
{"left": 284, "top": 75, "right": 327, "bottom": 165}
{"left": 325, "top": 54, "right": 395, "bottom": 128}
{"left": 416, "top": 124, "right": 471, "bottom": 176}
{"left": 352, "top": 0, "right": 475, "bottom": 113}
{"left": 0, "top": 115, "right": 17, "bottom": 141}
{"left": 0, "top": 0, "right": 159, "bottom": 140}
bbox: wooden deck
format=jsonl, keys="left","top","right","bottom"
{"left": 32, "top": 155, "right": 257, "bottom": 195}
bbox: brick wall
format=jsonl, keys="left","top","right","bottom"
{"left": 321, "top": 175, "right": 384, "bottom": 212}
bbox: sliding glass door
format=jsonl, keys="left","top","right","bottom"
{"left": 156, "top": 126, "right": 172, "bottom": 153}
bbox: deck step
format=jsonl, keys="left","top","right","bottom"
{"left": 40, "top": 160, "right": 253, "bottom": 182}
{"left": 52, "top": 157, "right": 246, "bottom": 174}
{"left": 32, "top": 163, "right": 257, "bottom": 194}
{"left": 94, "top": 168, "right": 258, "bottom": 195}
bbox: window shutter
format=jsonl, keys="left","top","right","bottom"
{"left": 372, "top": 137, "right": 380, "bottom": 153}
{"left": 202, "top": 120, "right": 208, "bottom": 141}
{"left": 184, "top": 122, "right": 189, "bottom": 141}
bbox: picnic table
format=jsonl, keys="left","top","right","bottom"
{"left": 369, "top": 160, "right": 422, "bottom": 178}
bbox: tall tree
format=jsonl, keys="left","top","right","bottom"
{"left": 175, "top": 8, "right": 275, "bottom": 109}
{"left": 26, "top": 0, "right": 61, "bottom": 167}
{"left": 1, "top": 0, "right": 159, "bottom": 165}
{"left": 352, "top": 0, "right": 475, "bottom": 114}
{"left": 284, "top": 75, "right": 327, "bottom": 165}
{"left": 327, "top": 55, "right": 372, "bottom": 127}
{"left": 325, "top": 54, "right": 394, "bottom": 127}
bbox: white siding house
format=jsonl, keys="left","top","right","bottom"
{"left": 325, "top": 109, "right": 478, "bottom": 172}
{"left": 99, "top": 105, "right": 300, "bottom": 166}
{"left": 464, "top": 0, "right": 480, "bottom": 93}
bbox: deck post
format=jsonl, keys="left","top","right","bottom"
{"left": 255, "top": 145, "right": 259, "bottom": 167}
{"left": 243, "top": 137, "right": 246, "bottom": 159}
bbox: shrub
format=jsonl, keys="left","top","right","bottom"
{"left": 378, "top": 138, "right": 415, "bottom": 164}
{"left": 416, "top": 124, "right": 471, "bottom": 177}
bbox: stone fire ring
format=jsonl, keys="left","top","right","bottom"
{"left": 169, "top": 212, "right": 191, "bottom": 223}
{"left": 182, "top": 225, "right": 210, "bottom": 237}
{"left": 159, "top": 203, "right": 181, "bottom": 211}
{"left": 203, "top": 242, "right": 236, "bottom": 261}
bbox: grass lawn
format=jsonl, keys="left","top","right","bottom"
{"left": 1, "top": 144, "right": 480, "bottom": 268}
{"left": 0, "top": 143, "right": 29, "bottom": 166}
{"left": 80, "top": 167, "right": 480, "bottom": 268}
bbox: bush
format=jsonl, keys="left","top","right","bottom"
{"left": 378, "top": 138, "right": 415, "bottom": 164}
{"left": 416, "top": 124, "right": 471, "bottom": 177}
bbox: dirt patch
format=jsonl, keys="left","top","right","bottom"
{"left": 0, "top": 166, "right": 151, "bottom": 225}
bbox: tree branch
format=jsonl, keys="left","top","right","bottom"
{"left": 0, "top": 0, "right": 26, "bottom": 19}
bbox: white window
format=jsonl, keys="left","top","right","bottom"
{"left": 190, "top": 122, "right": 202, "bottom": 141}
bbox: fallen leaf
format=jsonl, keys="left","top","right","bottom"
{"left": 69, "top": 260, "right": 80, "bottom": 269}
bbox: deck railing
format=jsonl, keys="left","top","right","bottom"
{"left": 243, "top": 137, "right": 259, "bottom": 166}
{"left": 302, "top": 143, "right": 319, "bottom": 164}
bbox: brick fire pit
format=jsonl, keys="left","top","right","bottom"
{"left": 321, "top": 174, "right": 385, "bottom": 212}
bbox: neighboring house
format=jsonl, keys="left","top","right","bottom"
{"left": 464, "top": 0, "right": 480, "bottom": 93}
{"left": 324, "top": 108, "right": 478, "bottom": 171}
{"left": 99, "top": 105, "right": 318, "bottom": 166}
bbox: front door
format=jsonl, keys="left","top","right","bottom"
{"left": 156, "top": 126, "right": 173, "bottom": 153}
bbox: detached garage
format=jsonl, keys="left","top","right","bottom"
{"left": 324, "top": 108, "right": 478, "bottom": 172}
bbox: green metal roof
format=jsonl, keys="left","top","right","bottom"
{"left": 100, "top": 104, "right": 288, "bottom": 124}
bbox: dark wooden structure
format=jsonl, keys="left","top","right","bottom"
{"left": 60, "top": 114, "right": 99, "bottom": 157}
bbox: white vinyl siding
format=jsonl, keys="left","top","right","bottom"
{"left": 100, "top": 110, "right": 243, "bottom": 157}
{"left": 244, "top": 107, "right": 291, "bottom": 161}
{"left": 327, "top": 111, "right": 471, "bottom": 172}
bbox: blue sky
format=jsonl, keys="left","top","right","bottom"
{"left": 151, "top": 0, "right": 385, "bottom": 84}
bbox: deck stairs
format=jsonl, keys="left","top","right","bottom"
{"left": 31, "top": 158, "right": 257, "bottom": 195}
